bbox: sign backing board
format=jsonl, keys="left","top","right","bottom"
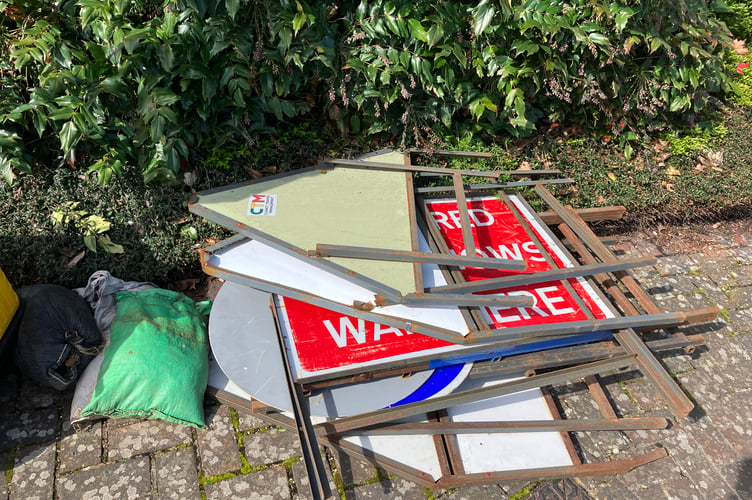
{"left": 277, "top": 195, "right": 614, "bottom": 381}
{"left": 342, "top": 374, "right": 574, "bottom": 480}
{"left": 191, "top": 162, "right": 418, "bottom": 295}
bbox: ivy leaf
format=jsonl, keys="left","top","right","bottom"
{"left": 278, "top": 27, "right": 292, "bottom": 51}
{"left": 504, "top": 87, "right": 521, "bottom": 108}
{"left": 49, "top": 107, "right": 75, "bottom": 121}
{"left": 0, "top": 156, "right": 14, "bottom": 184}
{"left": 649, "top": 37, "right": 664, "bottom": 53}
{"left": 181, "top": 225, "right": 199, "bottom": 240}
{"left": 468, "top": 98, "right": 486, "bottom": 120}
{"left": 480, "top": 96, "right": 497, "bottom": 113}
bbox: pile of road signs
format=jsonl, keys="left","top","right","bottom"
{"left": 190, "top": 150, "right": 718, "bottom": 498}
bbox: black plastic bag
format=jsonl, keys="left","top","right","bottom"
{"left": 15, "top": 284, "right": 104, "bottom": 390}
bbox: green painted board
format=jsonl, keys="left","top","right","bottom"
{"left": 193, "top": 160, "right": 418, "bottom": 294}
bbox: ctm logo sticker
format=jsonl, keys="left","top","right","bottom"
{"left": 247, "top": 194, "right": 277, "bottom": 216}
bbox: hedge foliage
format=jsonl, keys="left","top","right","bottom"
{"left": 721, "top": 0, "right": 752, "bottom": 41}
{"left": 0, "top": 0, "right": 734, "bottom": 184}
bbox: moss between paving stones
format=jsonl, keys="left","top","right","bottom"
{"left": 508, "top": 482, "right": 536, "bottom": 500}
{"left": 4, "top": 450, "right": 13, "bottom": 484}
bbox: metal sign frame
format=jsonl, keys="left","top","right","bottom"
{"left": 196, "top": 149, "right": 720, "bottom": 495}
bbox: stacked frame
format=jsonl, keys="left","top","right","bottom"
{"left": 192, "top": 149, "right": 719, "bottom": 498}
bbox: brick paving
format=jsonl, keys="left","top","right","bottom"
{"left": 1, "top": 217, "right": 751, "bottom": 499}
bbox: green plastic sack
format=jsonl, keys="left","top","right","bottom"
{"left": 81, "top": 289, "right": 210, "bottom": 427}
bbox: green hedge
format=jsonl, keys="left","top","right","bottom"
{"left": 721, "top": 0, "right": 752, "bottom": 40}
{"left": 0, "top": 0, "right": 733, "bottom": 184}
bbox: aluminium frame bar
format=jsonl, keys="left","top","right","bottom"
{"left": 314, "top": 355, "right": 637, "bottom": 436}
{"left": 415, "top": 178, "right": 573, "bottom": 194}
{"left": 209, "top": 377, "right": 672, "bottom": 489}
{"left": 416, "top": 195, "right": 490, "bottom": 332}
{"left": 585, "top": 374, "right": 619, "bottom": 420}
{"left": 428, "top": 410, "right": 456, "bottom": 478}
{"left": 465, "top": 333, "right": 705, "bottom": 381}
{"left": 539, "top": 384, "right": 581, "bottom": 465}
{"left": 423, "top": 255, "right": 657, "bottom": 294}
{"left": 555, "top": 222, "right": 721, "bottom": 331}
{"left": 434, "top": 408, "right": 464, "bottom": 476}
{"left": 533, "top": 185, "right": 697, "bottom": 418}
{"left": 464, "top": 312, "right": 685, "bottom": 344}
{"left": 501, "top": 190, "right": 598, "bottom": 321}
{"left": 321, "top": 432, "right": 668, "bottom": 489}
{"left": 269, "top": 298, "right": 331, "bottom": 500}
{"left": 418, "top": 169, "right": 562, "bottom": 178}
{"left": 321, "top": 158, "right": 501, "bottom": 178}
{"left": 452, "top": 172, "right": 477, "bottom": 257}
{"left": 408, "top": 148, "right": 498, "bottom": 158}
{"left": 397, "top": 293, "right": 534, "bottom": 308}
{"left": 432, "top": 448, "right": 668, "bottom": 488}
{"left": 331, "top": 416, "right": 670, "bottom": 436}
{"left": 302, "top": 333, "right": 704, "bottom": 391}
{"left": 199, "top": 246, "right": 467, "bottom": 342}
{"left": 404, "top": 170, "right": 425, "bottom": 297}
{"left": 535, "top": 185, "right": 662, "bottom": 314}
{"left": 539, "top": 205, "right": 626, "bottom": 225}
{"left": 311, "top": 244, "right": 527, "bottom": 271}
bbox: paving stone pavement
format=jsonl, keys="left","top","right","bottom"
{"left": 1, "top": 217, "right": 751, "bottom": 499}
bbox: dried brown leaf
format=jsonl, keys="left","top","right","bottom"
{"left": 183, "top": 171, "right": 197, "bottom": 188}
{"left": 733, "top": 39, "right": 750, "bottom": 56}
{"left": 652, "top": 139, "right": 670, "bottom": 153}
{"left": 695, "top": 149, "right": 724, "bottom": 172}
{"left": 172, "top": 279, "right": 199, "bottom": 292}
{"left": 245, "top": 167, "right": 263, "bottom": 179}
{"left": 67, "top": 250, "right": 86, "bottom": 269}
{"left": 665, "top": 166, "right": 681, "bottom": 177}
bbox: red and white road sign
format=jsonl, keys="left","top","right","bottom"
{"left": 278, "top": 196, "right": 610, "bottom": 377}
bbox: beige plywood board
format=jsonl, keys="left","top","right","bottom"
{"left": 194, "top": 166, "right": 417, "bottom": 294}
{"left": 360, "top": 149, "right": 409, "bottom": 165}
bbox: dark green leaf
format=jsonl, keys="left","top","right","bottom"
{"left": 60, "top": 120, "right": 80, "bottom": 153}
{"left": 150, "top": 114, "right": 165, "bottom": 141}
{"left": 293, "top": 12, "right": 307, "bottom": 33}
{"left": 226, "top": 0, "right": 239, "bottom": 19}
{"left": 408, "top": 19, "right": 429, "bottom": 43}
{"left": 472, "top": 0, "right": 496, "bottom": 36}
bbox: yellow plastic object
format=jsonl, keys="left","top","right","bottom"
{"left": 0, "top": 267, "right": 19, "bottom": 340}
